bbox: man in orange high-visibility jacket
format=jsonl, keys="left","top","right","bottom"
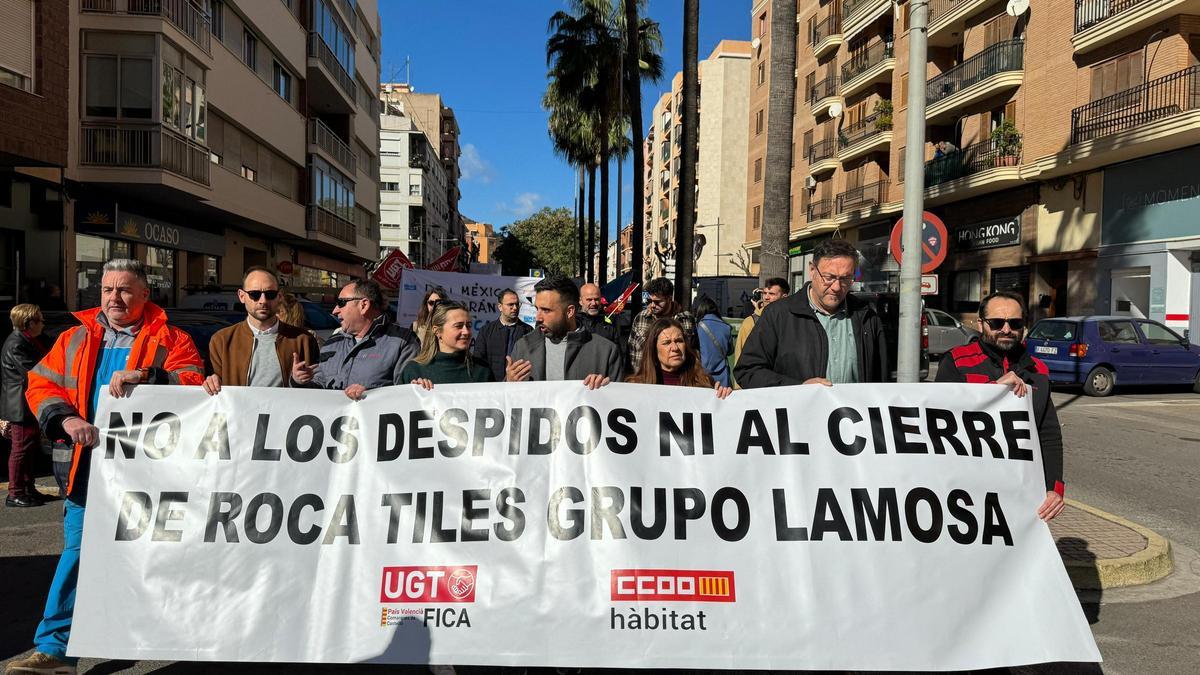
{"left": 8, "top": 259, "right": 202, "bottom": 675}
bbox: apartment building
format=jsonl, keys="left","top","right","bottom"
{"left": 379, "top": 103, "right": 450, "bottom": 266}
{"left": 749, "top": 0, "right": 1200, "bottom": 338}
{"left": 642, "top": 40, "right": 753, "bottom": 280}
{"left": 48, "top": 0, "right": 384, "bottom": 309}
{"left": 464, "top": 219, "right": 497, "bottom": 264}
{"left": 380, "top": 82, "right": 465, "bottom": 254}
{"left": 0, "top": 0, "right": 70, "bottom": 309}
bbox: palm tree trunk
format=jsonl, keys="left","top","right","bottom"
{"left": 600, "top": 131, "right": 611, "bottom": 285}
{"left": 675, "top": 0, "right": 699, "bottom": 306}
{"left": 578, "top": 165, "right": 586, "bottom": 278}
{"left": 587, "top": 161, "right": 597, "bottom": 283}
{"left": 761, "top": 0, "right": 798, "bottom": 282}
{"left": 624, "top": 0, "right": 645, "bottom": 312}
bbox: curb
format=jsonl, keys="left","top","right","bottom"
{"left": 1063, "top": 498, "right": 1173, "bottom": 590}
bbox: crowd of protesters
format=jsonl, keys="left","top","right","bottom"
{"left": 1, "top": 246, "right": 1065, "bottom": 674}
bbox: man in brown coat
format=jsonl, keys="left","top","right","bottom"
{"left": 202, "top": 267, "right": 319, "bottom": 394}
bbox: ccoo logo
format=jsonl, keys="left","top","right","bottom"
{"left": 610, "top": 569, "right": 736, "bottom": 602}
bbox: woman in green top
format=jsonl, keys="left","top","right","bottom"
{"left": 401, "top": 300, "right": 494, "bottom": 388}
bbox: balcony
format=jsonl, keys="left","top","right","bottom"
{"left": 307, "top": 32, "right": 356, "bottom": 108}
{"left": 1073, "top": 0, "right": 1200, "bottom": 54}
{"left": 80, "top": 122, "right": 210, "bottom": 186}
{"left": 307, "top": 205, "right": 357, "bottom": 246}
{"left": 838, "top": 112, "right": 892, "bottom": 162}
{"left": 807, "top": 138, "right": 840, "bottom": 175}
{"left": 807, "top": 76, "right": 842, "bottom": 117}
{"left": 928, "top": 0, "right": 999, "bottom": 48}
{"left": 807, "top": 198, "right": 835, "bottom": 223}
{"left": 308, "top": 119, "right": 357, "bottom": 176}
{"left": 81, "top": 0, "right": 210, "bottom": 54}
{"left": 836, "top": 180, "right": 888, "bottom": 214}
{"left": 841, "top": 0, "right": 891, "bottom": 42}
{"left": 1071, "top": 65, "right": 1200, "bottom": 144}
{"left": 917, "top": 137, "right": 1024, "bottom": 206}
{"left": 926, "top": 40, "right": 1024, "bottom": 123}
{"left": 809, "top": 14, "right": 843, "bottom": 59}
{"left": 841, "top": 41, "right": 895, "bottom": 98}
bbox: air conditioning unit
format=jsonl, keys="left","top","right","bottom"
{"left": 805, "top": 176, "right": 818, "bottom": 189}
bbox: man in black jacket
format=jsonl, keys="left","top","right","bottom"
{"left": 473, "top": 288, "right": 532, "bottom": 381}
{"left": 735, "top": 239, "right": 887, "bottom": 387}
{"left": 936, "top": 291, "right": 1065, "bottom": 521}
{"left": 578, "top": 283, "right": 621, "bottom": 345}
{"left": 505, "top": 276, "right": 622, "bottom": 387}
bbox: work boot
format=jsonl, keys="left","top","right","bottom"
{"left": 4, "top": 652, "right": 76, "bottom": 674}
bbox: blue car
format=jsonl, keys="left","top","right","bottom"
{"left": 1025, "top": 316, "right": 1200, "bottom": 397}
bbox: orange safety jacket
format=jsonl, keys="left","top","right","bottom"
{"left": 25, "top": 303, "right": 204, "bottom": 497}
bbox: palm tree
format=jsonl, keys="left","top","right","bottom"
{"left": 760, "top": 0, "right": 799, "bottom": 282}
{"left": 674, "top": 0, "right": 699, "bottom": 305}
{"left": 544, "top": 84, "right": 596, "bottom": 278}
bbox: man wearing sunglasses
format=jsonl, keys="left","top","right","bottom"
{"left": 936, "top": 290, "right": 1065, "bottom": 521}
{"left": 203, "top": 267, "right": 319, "bottom": 395}
{"left": 735, "top": 239, "right": 887, "bottom": 388}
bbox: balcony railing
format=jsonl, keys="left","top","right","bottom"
{"left": 837, "top": 180, "right": 888, "bottom": 213}
{"left": 928, "top": 0, "right": 979, "bottom": 24}
{"left": 1074, "top": 0, "right": 1153, "bottom": 34}
{"left": 1071, "top": 65, "right": 1200, "bottom": 144}
{"left": 307, "top": 205, "right": 357, "bottom": 245}
{"left": 307, "top": 32, "right": 356, "bottom": 100}
{"left": 807, "top": 138, "right": 839, "bottom": 164}
{"left": 839, "top": 111, "right": 892, "bottom": 148}
{"left": 308, "top": 119, "right": 357, "bottom": 175}
{"left": 842, "top": 0, "right": 880, "bottom": 21}
{"left": 927, "top": 39, "right": 1024, "bottom": 105}
{"left": 809, "top": 14, "right": 842, "bottom": 46}
{"left": 922, "top": 137, "right": 1021, "bottom": 189}
{"left": 808, "top": 75, "right": 840, "bottom": 104}
{"left": 81, "top": 0, "right": 211, "bottom": 53}
{"left": 807, "top": 198, "right": 835, "bottom": 221}
{"left": 842, "top": 41, "right": 895, "bottom": 83}
{"left": 80, "top": 122, "right": 210, "bottom": 186}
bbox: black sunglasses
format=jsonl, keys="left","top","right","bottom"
{"left": 242, "top": 289, "right": 279, "bottom": 301}
{"left": 982, "top": 318, "right": 1026, "bottom": 331}
{"left": 335, "top": 296, "right": 366, "bottom": 308}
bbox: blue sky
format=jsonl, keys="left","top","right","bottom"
{"left": 379, "top": 0, "right": 751, "bottom": 233}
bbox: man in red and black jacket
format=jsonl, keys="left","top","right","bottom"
{"left": 936, "top": 290, "right": 1065, "bottom": 521}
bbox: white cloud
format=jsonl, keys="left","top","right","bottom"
{"left": 459, "top": 143, "right": 495, "bottom": 184}
{"left": 497, "top": 192, "right": 542, "bottom": 218}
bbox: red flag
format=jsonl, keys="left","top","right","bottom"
{"left": 427, "top": 246, "right": 462, "bottom": 272}
{"left": 605, "top": 283, "right": 639, "bottom": 317}
{"left": 371, "top": 249, "right": 414, "bottom": 290}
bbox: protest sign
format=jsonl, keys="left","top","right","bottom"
{"left": 397, "top": 269, "right": 539, "bottom": 333}
{"left": 72, "top": 383, "right": 1100, "bottom": 670}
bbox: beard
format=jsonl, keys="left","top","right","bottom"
{"left": 984, "top": 332, "right": 1020, "bottom": 352}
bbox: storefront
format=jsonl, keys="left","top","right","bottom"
{"left": 1095, "top": 146, "right": 1200, "bottom": 339}
{"left": 291, "top": 250, "right": 365, "bottom": 299}
{"left": 853, "top": 220, "right": 898, "bottom": 294}
{"left": 75, "top": 203, "right": 225, "bottom": 308}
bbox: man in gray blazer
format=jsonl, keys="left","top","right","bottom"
{"left": 506, "top": 276, "right": 622, "bottom": 388}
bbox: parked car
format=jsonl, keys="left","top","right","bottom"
{"left": 1025, "top": 316, "right": 1200, "bottom": 396}
{"left": 924, "top": 308, "right": 979, "bottom": 358}
{"left": 300, "top": 300, "right": 341, "bottom": 341}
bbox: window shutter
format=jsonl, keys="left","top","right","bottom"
{"left": 0, "top": 0, "right": 34, "bottom": 79}
{"left": 803, "top": 129, "right": 813, "bottom": 155}
{"left": 1129, "top": 51, "right": 1144, "bottom": 86}
{"left": 981, "top": 111, "right": 992, "bottom": 137}
{"left": 1004, "top": 100, "right": 1017, "bottom": 125}
{"left": 1090, "top": 65, "right": 1103, "bottom": 101}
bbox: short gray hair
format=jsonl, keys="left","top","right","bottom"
{"left": 102, "top": 258, "right": 149, "bottom": 286}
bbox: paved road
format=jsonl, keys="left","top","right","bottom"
{"left": 2, "top": 385, "right": 1198, "bottom": 674}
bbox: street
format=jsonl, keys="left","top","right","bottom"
{"left": 2, "top": 386, "right": 1198, "bottom": 674}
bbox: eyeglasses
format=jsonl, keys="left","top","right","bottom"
{"left": 242, "top": 289, "right": 279, "bottom": 301}
{"left": 335, "top": 296, "right": 366, "bottom": 308}
{"left": 426, "top": 300, "right": 440, "bottom": 308}
{"left": 814, "top": 270, "right": 855, "bottom": 287}
{"left": 982, "top": 317, "right": 1026, "bottom": 331}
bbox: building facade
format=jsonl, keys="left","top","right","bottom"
{"left": 749, "top": 0, "right": 1200, "bottom": 339}
{"left": 464, "top": 219, "right": 497, "bottom": 264}
{"left": 50, "top": 0, "right": 384, "bottom": 309}
{"left": 379, "top": 105, "right": 450, "bottom": 266}
{"left": 642, "top": 40, "right": 753, "bottom": 281}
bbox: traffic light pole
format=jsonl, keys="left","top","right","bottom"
{"left": 897, "top": 0, "right": 930, "bottom": 383}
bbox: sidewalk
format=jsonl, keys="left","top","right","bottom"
{"left": 1050, "top": 498, "right": 1173, "bottom": 589}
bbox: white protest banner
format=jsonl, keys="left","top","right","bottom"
{"left": 73, "top": 383, "right": 1100, "bottom": 670}
{"left": 398, "top": 269, "right": 539, "bottom": 333}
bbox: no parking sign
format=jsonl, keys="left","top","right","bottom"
{"left": 890, "top": 212, "right": 949, "bottom": 274}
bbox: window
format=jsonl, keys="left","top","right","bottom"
{"left": 754, "top": 158, "right": 763, "bottom": 182}
{"left": 757, "top": 62, "right": 766, "bottom": 86}
{"left": 241, "top": 165, "right": 257, "bottom": 182}
{"left": 242, "top": 29, "right": 258, "bottom": 69}
{"left": 953, "top": 270, "right": 981, "bottom": 312}
{"left": 1090, "top": 51, "right": 1144, "bottom": 101}
{"left": 210, "top": 152, "right": 222, "bottom": 165}
{"left": 752, "top": 205, "right": 761, "bottom": 230}
{"left": 85, "top": 54, "right": 153, "bottom": 119}
{"left": 983, "top": 13, "right": 1019, "bottom": 47}
{"left": 380, "top": 181, "right": 399, "bottom": 191}
{"left": 899, "top": 73, "right": 908, "bottom": 108}
{"left": 1098, "top": 320, "right": 1139, "bottom": 344}
{"left": 0, "top": 0, "right": 34, "bottom": 92}
{"left": 272, "top": 62, "right": 291, "bottom": 100}
{"left": 209, "top": 0, "right": 225, "bottom": 41}
{"left": 161, "top": 62, "right": 205, "bottom": 140}
{"left": 1137, "top": 321, "right": 1183, "bottom": 345}
{"left": 758, "top": 12, "right": 766, "bottom": 37}
{"left": 755, "top": 109, "right": 764, "bottom": 135}
{"left": 410, "top": 183, "right": 422, "bottom": 196}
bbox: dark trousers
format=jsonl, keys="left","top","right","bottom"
{"left": 6, "top": 422, "right": 39, "bottom": 498}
